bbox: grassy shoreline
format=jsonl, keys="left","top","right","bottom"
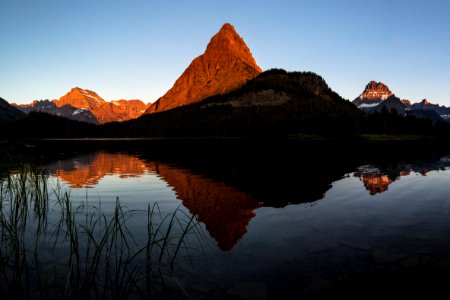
{"left": 0, "top": 168, "right": 202, "bottom": 298}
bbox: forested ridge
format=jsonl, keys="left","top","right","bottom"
{"left": 2, "top": 70, "right": 449, "bottom": 139}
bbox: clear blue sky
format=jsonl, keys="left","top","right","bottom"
{"left": 1, "top": 0, "right": 450, "bottom": 105}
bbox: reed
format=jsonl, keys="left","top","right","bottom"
{"left": 0, "top": 166, "right": 203, "bottom": 299}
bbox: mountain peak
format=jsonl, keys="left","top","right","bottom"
{"left": 204, "top": 23, "right": 259, "bottom": 71}
{"left": 217, "top": 23, "right": 237, "bottom": 36}
{"left": 401, "top": 99, "right": 412, "bottom": 107}
{"left": 53, "top": 88, "right": 148, "bottom": 123}
{"left": 359, "top": 81, "right": 393, "bottom": 101}
{"left": 55, "top": 87, "right": 105, "bottom": 110}
{"left": 205, "top": 23, "right": 240, "bottom": 51}
{"left": 70, "top": 87, "right": 88, "bottom": 93}
{"left": 146, "top": 23, "right": 261, "bottom": 113}
{"left": 220, "top": 22, "right": 235, "bottom": 31}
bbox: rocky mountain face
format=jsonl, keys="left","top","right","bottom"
{"left": 353, "top": 81, "right": 449, "bottom": 123}
{"left": 110, "top": 100, "right": 147, "bottom": 119}
{"left": 353, "top": 81, "right": 394, "bottom": 107}
{"left": 0, "top": 97, "right": 25, "bottom": 122}
{"left": 360, "top": 81, "right": 393, "bottom": 100}
{"left": 54, "top": 88, "right": 105, "bottom": 111}
{"left": 119, "top": 69, "right": 362, "bottom": 138}
{"left": 55, "top": 88, "right": 147, "bottom": 123}
{"left": 145, "top": 23, "right": 261, "bottom": 114}
{"left": 88, "top": 98, "right": 147, "bottom": 124}
{"left": 14, "top": 88, "right": 147, "bottom": 124}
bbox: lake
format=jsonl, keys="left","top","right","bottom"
{"left": 2, "top": 140, "right": 450, "bottom": 298}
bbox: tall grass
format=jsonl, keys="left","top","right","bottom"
{"left": 0, "top": 166, "right": 203, "bottom": 299}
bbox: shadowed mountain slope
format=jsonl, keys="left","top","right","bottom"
{"left": 0, "top": 97, "right": 25, "bottom": 122}
{"left": 104, "top": 69, "right": 363, "bottom": 137}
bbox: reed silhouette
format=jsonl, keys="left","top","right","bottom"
{"left": 0, "top": 166, "right": 203, "bottom": 299}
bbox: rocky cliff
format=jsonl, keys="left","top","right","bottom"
{"left": 353, "top": 81, "right": 394, "bottom": 107}
{"left": 15, "top": 87, "right": 147, "bottom": 124}
{"left": 145, "top": 23, "right": 261, "bottom": 113}
{"left": 55, "top": 87, "right": 147, "bottom": 123}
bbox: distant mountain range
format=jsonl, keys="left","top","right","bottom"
{"left": 15, "top": 99, "right": 98, "bottom": 124}
{"left": 8, "top": 23, "right": 260, "bottom": 124}
{"left": 12, "top": 88, "right": 148, "bottom": 124}
{"left": 2, "top": 23, "right": 450, "bottom": 139}
{"left": 352, "top": 81, "right": 450, "bottom": 124}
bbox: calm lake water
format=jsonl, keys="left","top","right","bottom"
{"left": 3, "top": 141, "right": 450, "bottom": 298}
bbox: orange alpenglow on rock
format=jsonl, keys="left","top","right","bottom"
{"left": 145, "top": 23, "right": 262, "bottom": 113}
{"left": 54, "top": 87, "right": 106, "bottom": 110}
{"left": 49, "top": 152, "right": 260, "bottom": 250}
{"left": 52, "top": 152, "right": 153, "bottom": 188}
{"left": 53, "top": 87, "right": 147, "bottom": 123}
{"left": 360, "top": 174, "right": 393, "bottom": 195}
{"left": 359, "top": 81, "right": 393, "bottom": 101}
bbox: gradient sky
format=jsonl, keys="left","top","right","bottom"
{"left": 1, "top": 0, "right": 450, "bottom": 105}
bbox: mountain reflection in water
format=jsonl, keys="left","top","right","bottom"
{"left": 48, "top": 152, "right": 153, "bottom": 188}
{"left": 44, "top": 150, "right": 450, "bottom": 251}
{"left": 6, "top": 140, "right": 450, "bottom": 298}
{"left": 355, "top": 155, "right": 450, "bottom": 195}
{"left": 46, "top": 151, "right": 260, "bottom": 250}
{"left": 156, "top": 164, "right": 260, "bottom": 250}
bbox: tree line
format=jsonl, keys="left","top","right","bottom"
{"left": 2, "top": 70, "right": 450, "bottom": 139}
